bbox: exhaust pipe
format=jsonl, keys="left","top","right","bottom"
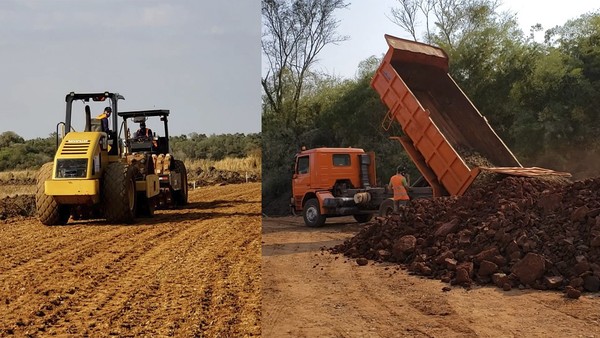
{"left": 84, "top": 105, "right": 91, "bottom": 132}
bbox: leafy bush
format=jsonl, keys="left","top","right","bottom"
{"left": 170, "top": 133, "right": 261, "bottom": 161}
{"left": 0, "top": 132, "right": 54, "bottom": 171}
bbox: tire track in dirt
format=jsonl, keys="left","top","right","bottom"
{"left": 0, "top": 224, "right": 124, "bottom": 271}
{"left": 80, "top": 221, "right": 230, "bottom": 336}
{"left": 83, "top": 225, "right": 211, "bottom": 336}
{"left": 1, "top": 225, "right": 174, "bottom": 301}
{"left": 1, "top": 224, "right": 190, "bottom": 335}
{"left": 0, "top": 182, "right": 261, "bottom": 337}
{"left": 47, "top": 226, "right": 191, "bottom": 336}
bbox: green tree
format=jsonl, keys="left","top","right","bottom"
{"left": 262, "top": 0, "right": 349, "bottom": 130}
{"left": 169, "top": 133, "right": 261, "bottom": 161}
{"left": 0, "top": 133, "right": 54, "bottom": 171}
{"left": 0, "top": 131, "right": 25, "bottom": 148}
{"left": 443, "top": 6, "right": 530, "bottom": 142}
{"left": 511, "top": 12, "right": 600, "bottom": 173}
{"left": 390, "top": 0, "right": 533, "bottom": 145}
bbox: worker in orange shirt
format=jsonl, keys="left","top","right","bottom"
{"left": 135, "top": 121, "right": 158, "bottom": 148}
{"left": 135, "top": 121, "right": 153, "bottom": 139}
{"left": 388, "top": 166, "right": 410, "bottom": 212}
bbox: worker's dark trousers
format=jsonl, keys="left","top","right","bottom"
{"left": 393, "top": 200, "right": 408, "bottom": 213}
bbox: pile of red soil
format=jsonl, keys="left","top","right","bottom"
{"left": 332, "top": 176, "right": 600, "bottom": 298}
{"left": 0, "top": 195, "right": 35, "bottom": 220}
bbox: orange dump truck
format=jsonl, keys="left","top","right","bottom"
{"left": 291, "top": 147, "right": 381, "bottom": 227}
{"left": 291, "top": 147, "right": 431, "bottom": 227}
{"left": 291, "top": 35, "right": 569, "bottom": 228}
{"left": 371, "top": 34, "right": 570, "bottom": 197}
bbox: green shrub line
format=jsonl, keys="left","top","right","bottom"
{"left": 0, "top": 131, "right": 261, "bottom": 172}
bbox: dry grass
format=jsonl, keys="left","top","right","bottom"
{"left": 0, "top": 170, "right": 37, "bottom": 198}
{"left": 0, "top": 169, "right": 37, "bottom": 181}
{"left": 185, "top": 155, "right": 261, "bottom": 177}
{"left": 0, "top": 185, "right": 35, "bottom": 198}
{"left": 0, "top": 155, "right": 262, "bottom": 198}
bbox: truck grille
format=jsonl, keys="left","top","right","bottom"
{"left": 61, "top": 141, "right": 91, "bottom": 155}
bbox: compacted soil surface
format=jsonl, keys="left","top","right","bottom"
{"left": 262, "top": 216, "right": 600, "bottom": 338}
{"left": 0, "top": 183, "right": 261, "bottom": 337}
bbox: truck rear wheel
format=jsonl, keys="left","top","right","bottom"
{"left": 353, "top": 214, "right": 373, "bottom": 223}
{"left": 379, "top": 199, "right": 395, "bottom": 217}
{"left": 303, "top": 198, "right": 326, "bottom": 227}
{"left": 172, "top": 160, "right": 188, "bottom": 206}
{"left": 103, "top": 162, "right": 137, "bottom": 223}
{"left": 36, "top": 162, "right": 70, "bottom": 226}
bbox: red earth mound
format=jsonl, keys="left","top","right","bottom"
{"left": 332, "top": 176, "right": 600, "bottom": 298}
{"left": 0, "top": 194, "right": 35, "bottom": 220}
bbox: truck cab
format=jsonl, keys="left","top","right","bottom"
{"left": 291, "top": 147, "right": 386, "bottom": 227}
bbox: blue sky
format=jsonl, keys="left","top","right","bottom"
{"left": 0, "top": 0, "right": 261, "bottom": 139}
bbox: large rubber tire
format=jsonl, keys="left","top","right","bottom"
{"left": 303, "top": 198, "right": 326, "bottom": 227}
{"left": 103, "top": 162, "right": 137, "bottom": 224}
{"left": 172, "top": 160, "right": 188, "bottom": 206}
{"left": 353, "top": 213, "right": 373, "bottom": 223}
{"left": 136, "top": 193, "right": 155, "bottom": 218}
{"left": 379, "top": 199, "right": 395, "bottom": 217}
{"left": 36, "top": 162, "right": 70, "bottom": 226}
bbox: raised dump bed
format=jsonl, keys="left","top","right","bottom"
{"left": 371, "top": 35, "right": 569, "bottom": 197}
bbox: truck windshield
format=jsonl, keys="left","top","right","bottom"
{"left": 297, "top": 156, "right": 309, "bottom": 174}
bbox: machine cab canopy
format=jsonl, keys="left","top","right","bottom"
{"left": 119, "top": 109, "right": 171, "bottom": 154}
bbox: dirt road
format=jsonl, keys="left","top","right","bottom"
{"left": 0, "top": 182, "right": 261, "bottom": 337}
{"left": 262, "top": 216, "right": 600, "bottom": 337}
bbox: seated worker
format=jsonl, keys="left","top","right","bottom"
{"left": 135, "top": 121, "right": 153, "bottom": 139}
{"left": 135, "top": 121, "right": 158, "bottom": 148}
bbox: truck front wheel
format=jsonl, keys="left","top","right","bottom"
{"left": 303, "top": 198, "right": 326, "bottom": 227}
